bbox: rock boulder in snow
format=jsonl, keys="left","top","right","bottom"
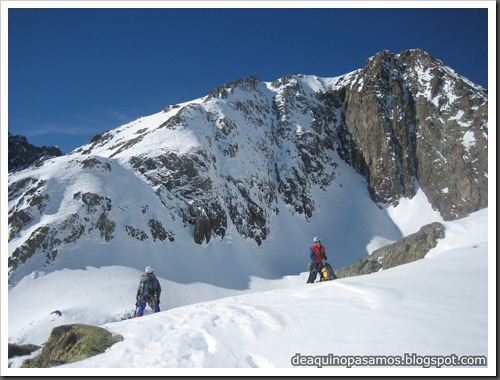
{"left": 21, "top": 324, "right": 123, "bottom": 368}
{"left": 335, "top": 221, "right": 445, "bottom": 278}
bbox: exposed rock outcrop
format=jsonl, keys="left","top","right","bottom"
{"left": 8, "top": 343, "right": 41, "bottom": 359}
{"left": 21, "top": 324, "right": 123, "bottom": 368}
{"left": 335, "top": 222, "right": 446, "bottom": 279}
{"left": 341, "top": 49, "right": 487, "bottom": 220}
{"left": 8, "top": 133, "right": 63, "bottom": 172}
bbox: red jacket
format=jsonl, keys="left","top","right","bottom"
{"left": 310, "top": 245, "right": 326, "bottom": 264}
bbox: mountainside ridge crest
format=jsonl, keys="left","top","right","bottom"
{"left": 7, "top": 48, "right": 488, "bottom": 284}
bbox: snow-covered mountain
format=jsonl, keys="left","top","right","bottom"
{"left": 7, "top": 49, "right": 488, "bottom": 286}
{"left": 5, "top": 48, "right": 491, "bottom": 371}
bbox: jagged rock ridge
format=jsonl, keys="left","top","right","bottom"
{"left": 8, "top": 133, "right": 63, "bottom": 172}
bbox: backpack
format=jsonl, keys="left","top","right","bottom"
{"left": 320, "top": 262, "right": 337, "bottom": 281}
{"left": 139, "top": 273, "right": 158, "bottom": 296}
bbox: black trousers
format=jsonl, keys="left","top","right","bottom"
{"left": 307, "top": 263, "right": 335, "bottom": 283}
{"left": 307, "top": 264, "right": 321, "bottom": 283}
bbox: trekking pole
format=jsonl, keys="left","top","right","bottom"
{"left": 133, "top": 298, "right": 139, "bottom": 318}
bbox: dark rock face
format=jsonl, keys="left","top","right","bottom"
{"left": 8, "top": 133, "right": 63, "bottom": 172}
{"left": 8, "top": 343, "right": 41, "bottom": 359}
{"left": 343, "top": 51, "right": 419, "bottom": 204}
{"left": 21, "top": 324, "right": 123, "bottom": 368}
{"left": 335, "top": 222, "right": 446, "bottom": 278}
{"left": 342, "top": 49, "right": 487, "bottom": 220}
{"left": 401, "top": 50, "right": 488, "bottom": 220}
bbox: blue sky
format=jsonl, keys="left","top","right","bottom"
{"left": 5, "top": 4, "right": 491, "bottom": 153}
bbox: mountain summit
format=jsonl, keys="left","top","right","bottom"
{"left": 8, "top": 133, "right": 62, "bottom": 172}
{"left": 7, "top": 49, "right": 488, "bottom": 285}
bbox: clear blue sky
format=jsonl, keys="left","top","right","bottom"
{"left": 6, "top": 5, "right": 490, "bottom": 153}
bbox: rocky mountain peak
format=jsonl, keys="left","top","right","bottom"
{"left": 7, "top": 49, "right": 488, "bottom": 283}
{"left": 8, "top": 133, "right": 63, "bottom": 172}
{"left": 342, "top": 48, "right": 487, "bottom": 218}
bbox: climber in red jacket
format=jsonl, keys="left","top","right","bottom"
{"left": 307, "top": 236, "right": 331, "bottom": 283}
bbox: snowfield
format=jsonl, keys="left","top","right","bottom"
{"left": 4, "top": 206, "right": 494, "bottom": 376}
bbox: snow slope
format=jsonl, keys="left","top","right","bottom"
{"left": 3, "top": 52, "right": 493, "bottom": 376}
{"left": 6, "top": 144, "right": 437, "bottom": 289}
{"left": 4, "top": 207, "right": 494, "bottom": 376}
